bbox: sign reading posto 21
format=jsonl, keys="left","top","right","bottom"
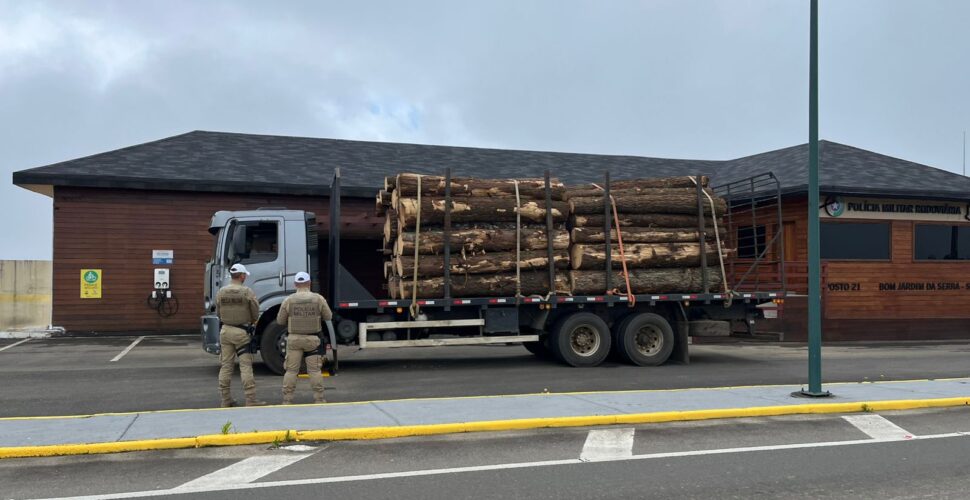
{"left": 80, "top": 269, "right": 102, "bottom": 299}
{"left": 821, "top": 196, "right": 970, "bottom": 222}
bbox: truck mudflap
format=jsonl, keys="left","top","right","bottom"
{"left": 201, "top": 314, "right": 221, "bottom": 354}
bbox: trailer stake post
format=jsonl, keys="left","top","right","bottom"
{"left": 544, "top": 170, "right": 556, "bottom": 307}
{"left": 696, "top": 174, "right": 709, "bottom": 294}
{"left": 443, "top": 168, "right": 452, "bottom": 310}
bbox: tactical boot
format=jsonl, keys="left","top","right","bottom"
{"left": 245, "top": 397, "right": 268, "bottom": 407}
{"left": 220, "top": 391, "right": 236, "bottom": 408}
{"left": 314, "top": 394, "right": 326, "bottom": 404}
{"left": 281, "top": 397, "right": 294, "bottom": 405}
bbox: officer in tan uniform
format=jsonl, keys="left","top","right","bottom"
{"left": 215, "top": 264, "right": 266, "bottom": 407}
{"left": 277, "top": 271, "right": 332, "bottom": 404}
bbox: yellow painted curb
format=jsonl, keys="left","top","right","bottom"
{"left": 1, "top": 396, "right": 967, "bottom": 460}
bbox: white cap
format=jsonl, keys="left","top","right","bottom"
{"left": 294, "top": 272, "right": 311, "bottom": 283}
{"left": 229, "top": 264, "right": 250, "bottom": 276}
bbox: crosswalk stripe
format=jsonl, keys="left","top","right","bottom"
{"left": 174, "top": 452, "right": 314, "bottom": 489}
{"left": 580, "top": 428, "right": 635, "bottom": 461}
{"left": 843, "top": 415, "right": 914, "bottom": 440}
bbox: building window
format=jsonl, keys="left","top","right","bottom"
{"left": 914, "top": 225, "right": 970, "bottom": 260}
{"left": 737, "top": 225, "right": 766, "bottom": 258}
{"left": 820, "top": 222, "right": 890, "bottom": 260}
{"left": 226, "top": 221, "right": 279, "bottom": 265}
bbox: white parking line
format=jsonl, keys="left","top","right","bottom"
{"left": 35, "top": 431, "right": 970, "bottom": 500}
{"left": 843, "top": 414, "right": 914, "bottom": 440}
{"left": 0, "top": 338, "right": 30, "bottom": 352}
{"left": 174, "top": 452, "right": 315, "bottom": 490}
{"left": 580, "top": 428, "right": 635, "bottom": 461}
{"left": 110, "top": 336, "right": 145, "bottom": 362}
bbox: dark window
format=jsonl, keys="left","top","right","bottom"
{"left": 737, "top": 225, "right": 766, "bottom": 258}
{"left": 226, "top": 221, "right": 279, "bottom": 265}
{"left": 914, "top": 225, "right": 970, "bottom": 260}
{"left": 820, "top": 222, "right": 890, "bottom": 260}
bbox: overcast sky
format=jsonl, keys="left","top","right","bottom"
{"left": 2, "top": 0, "right": 968, "bottom": 260}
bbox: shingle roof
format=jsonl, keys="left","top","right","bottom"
{"left": 12, "top": 130, "right": 970, "bottom": 200}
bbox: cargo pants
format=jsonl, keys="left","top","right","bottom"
{"left": 281, "top": 334, "right": 324, "bottom": 404}
{"left": 219, "top": 325, "right": 256, "bottom": 402}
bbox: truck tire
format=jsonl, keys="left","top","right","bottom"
{"left": 550, "top": 312, "right": 611, "bottom": 367}
{"left": 259, "top": 322, "right": 287, "bottom": 375}
{"left": 615, "top": 313, "right": 674, "bottom": 366}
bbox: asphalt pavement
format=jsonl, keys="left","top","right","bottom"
{"left": 0, "top": 336, "right": 968, "bottom": 417}
{"left": 3, "top": 407, "right": 968, "bottom": 499}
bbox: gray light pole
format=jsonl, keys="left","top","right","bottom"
{"left": 800, "top": 0, "right": 830, "bottom": 397}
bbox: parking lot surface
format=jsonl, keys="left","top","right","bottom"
{"left": 0, "top": 335, "right": 968, "bottom": 417}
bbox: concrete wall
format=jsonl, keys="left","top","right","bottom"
{"left": 0, "top": 260, "right": 52, "bottom": 331}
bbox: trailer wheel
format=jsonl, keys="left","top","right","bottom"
{"left": 616, "top": 313, "right": 674, "bottom": 366}
{"left": 551, "top": 312, "right": 611, "bottom": 367}
{"left": 259, "top": 322, "right": 287, "bottom": 375}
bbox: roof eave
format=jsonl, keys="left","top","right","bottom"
{"left": 12, "top": 172, "right": 377, "bottom": 199}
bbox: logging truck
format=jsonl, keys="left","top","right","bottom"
{"left": 201, "top": 170, "right": 786, "bottom": 375}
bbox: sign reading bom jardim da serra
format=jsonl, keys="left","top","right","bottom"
{"left": 80, "top": 269, "right": 102, "bottom": 299}
{"left": 821, "top": 196, "right": 970, "bottom": 221}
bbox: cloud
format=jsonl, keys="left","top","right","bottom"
{"left": 1, "top": 0, "right": 968, "bottom": 260}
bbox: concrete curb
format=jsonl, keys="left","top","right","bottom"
{"left": 0, "top": 328, "right": 64, "bottom": 339}
{"left": 1, "top": 396, "right": 967, "bottom": 460}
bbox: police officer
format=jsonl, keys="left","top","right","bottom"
{"left": 215, "top": 263, "right": 266, "bottom": 407}
{"left": 277, "top": 271, "right": 332, "bottom": 404}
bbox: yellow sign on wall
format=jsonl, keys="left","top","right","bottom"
{"left": 80, "top": 269, "right": 102, "bottom": 299}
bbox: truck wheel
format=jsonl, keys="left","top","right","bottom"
{"left": 616, "top": 313, "right": 674, "bottom": 366}
{"left": 550, "top": 312, "right": 611, "bottom": 367}
{"left": 259, "top": 322, "right": 287, "bottom": 375}
{"left": 523, "top": 339, "right": 552, "bottom": 359}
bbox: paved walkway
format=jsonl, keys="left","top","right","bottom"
{"left": 1, "top": 378, "right": 968, "bottom": 458}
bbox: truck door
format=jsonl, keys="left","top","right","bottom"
{"left": 223, "top": 217, "right": 287, "bottom": 306}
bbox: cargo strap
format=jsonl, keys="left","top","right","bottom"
{"left": 689, "top": 177, "right": 731, "bottom": 303}
{"left": 409, "top": 174, "right": 422, "bottom": 318}
{"left": 592, "top": 183, "right": 635, "bottom": 306}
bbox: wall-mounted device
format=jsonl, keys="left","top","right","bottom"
{"left": 154, "top": 268, "right": 171, "bottom": 290}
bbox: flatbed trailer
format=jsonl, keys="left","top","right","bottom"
{"left": 323, "top": 169, "right": 787, "bottom": 370}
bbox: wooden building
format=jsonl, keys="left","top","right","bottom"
{"left": 13, "top": 131, "right": 970, "bottom": 340}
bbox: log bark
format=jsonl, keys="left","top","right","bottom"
{"left": 569, "top": 268, "right": 723, "bottom": 295}
{"left": 570, "top": 243, "right": 726, "bottom": 270}
{"left": 570, "top": 227, "right": 726, "bottom": 244}
{"left": 395, "top": 272, "right": 570, "bottom": 299}
{"left": 397, "top": 197, "right": 568, "bottom": 228}
{"left": 569, "top": 189, "right": 727, "bottom": 215}
{"left": 396, "top": 173, "right": 566, "bottom": 200}
{"left": 571, "top": 213, "right": 721, "bottom": 229}
{"left": 396, "top": 250, "right": 570, "bottom": 278}
{"left": 566, "top": 176, "right": 709, "bottom": 193}
{"left": 395, "top": 227, "right": 569, "bottom": 255}
{"left": 376, "top": 190, "right": 391, "bottom": 217}
{"left": 383, "top": 210, "right": 399, "bottom": 247}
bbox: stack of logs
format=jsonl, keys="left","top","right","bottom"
{"left": 377, "top": 173, "right": 571, "bottom": 298}
{"left": 375, "top": 173, "right": 732, "bottom": 299}
{"left": 566, "top": 176, "right": 729, "bottom": 295}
